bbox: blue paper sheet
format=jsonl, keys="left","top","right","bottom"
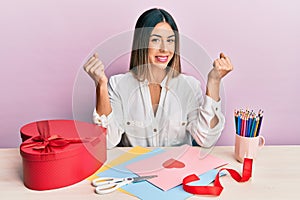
{"left": 97, "top": 148, "right": 226, "bottom": 200}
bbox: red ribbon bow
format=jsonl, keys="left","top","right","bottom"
{"left": 183, "top": 158, "right": 253, "bottom": 196}
{"left": 21, "top": 121, "right": 91, "bottom": 153}
{"left": 22, "top": 134, "right": 88, "bottom": 151}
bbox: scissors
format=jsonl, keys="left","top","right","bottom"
{"left": 92, "top": 175, "right": 157, "bottom": 194}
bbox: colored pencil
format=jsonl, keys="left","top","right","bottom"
{"left": 234, "top": 109, "right": 264, "bottom": 137}
{"left": 256, "top": 110, "right": 264, "bottom": 136}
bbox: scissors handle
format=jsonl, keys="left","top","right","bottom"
{"left": 93, "top": 177, "right": 133, "bottom": 194}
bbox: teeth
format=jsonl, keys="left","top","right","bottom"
{"left": 156, "top": 56, "right": 168, "bottom": 62}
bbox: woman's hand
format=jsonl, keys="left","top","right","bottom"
{"left": 84, "top": 53, "right": 112, "bottom": 117}
{"left": 83, "top": 53, "right": 108, "bottom": 86}
{"left": 208, "top": 53, "right": 233, "bottom": 81}
{"left": 206, "top": 53, "right": 233, "bottom": 128}
{"left": 206, "top": 53, "right": 233, "bottom": 102}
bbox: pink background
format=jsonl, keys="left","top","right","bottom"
{"left": 1, "top": 0, "right": 299, "bottom": 147}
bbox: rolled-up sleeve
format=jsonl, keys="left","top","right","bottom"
{"left": 186, "top": 81, "right": 225, "bottom": 148}
{"left": 92, "top": 75, "right": 125, "bottom": 149}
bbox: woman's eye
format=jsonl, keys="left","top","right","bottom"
{"left": 151, "top": 38, "right": 160, "bottom": 43}
{"left": 167, "top": 39, "right": 175, "bottom": 43}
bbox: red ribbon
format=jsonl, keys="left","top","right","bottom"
{"left": 21, "top": 121, "right": 92, "bottom": 153}
{"left": 21, "top": 134, "right": 89, "bottom": 152}
{"left": 183, "top": 158, "right": 253, "bottom": 196}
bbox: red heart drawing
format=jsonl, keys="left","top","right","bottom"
{"left": 162, "top": 158, "right": 185, "bottom": 169}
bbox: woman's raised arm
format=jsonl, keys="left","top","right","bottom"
{"left": 83, "top": 53, "right": 112, "bottom": 116}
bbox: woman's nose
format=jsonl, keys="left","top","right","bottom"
{"left": 159, "top": 40, "right": 167, "bottom": 52}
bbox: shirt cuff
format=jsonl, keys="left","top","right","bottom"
{"left": 203, "top": 95, "right": 222, "bottom": 117}
{"left": 93, "top": 109, "right": 112, "bottom": 128}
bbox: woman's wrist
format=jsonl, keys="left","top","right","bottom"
{"left": 96, "top": 82, "right": 108, "bottom": 91}
{"left": 206, "top": 77, "right": 221, "bottom": 102}
{"left": 207, "top": 76, "right": 221, "bottom": 85}
{"left": 96, "top": 82, "right": 112, "bottom": 116}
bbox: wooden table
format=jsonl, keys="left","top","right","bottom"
{"left": 1, "top": 146, "right": 299, "bottom": 199}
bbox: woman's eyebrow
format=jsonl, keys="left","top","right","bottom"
{"left": 167, "top": 35, "right": 175, "bottom": 38}
{"left": 150, "top": 34, "right": 175, "bottom": 38}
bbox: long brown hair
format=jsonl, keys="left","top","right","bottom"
{"left": 129, "top": 8, "right": 181, "bottom": 81}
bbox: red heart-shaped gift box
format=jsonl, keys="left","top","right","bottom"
{"left": 20, "top": 120, "right": 106, "bottom": 190}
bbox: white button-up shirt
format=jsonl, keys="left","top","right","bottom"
{"left": 93, "top": 72, "right": 225, "bottom": 149}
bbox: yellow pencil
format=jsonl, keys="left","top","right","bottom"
{"left": 253, "top": 117, "right": 260, "bottom": 137}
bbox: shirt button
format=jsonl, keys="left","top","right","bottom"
{"left": 127, "top": 122, "right": 130, "bottom": 125}
{"left": 182, "top": 122, "right": 186, "bottom": 126}
{"left": 216, "top": 107, "right": 218, "bottom": 111}
{"left": 153, "top": 128, "right": 157, "bottom": 132}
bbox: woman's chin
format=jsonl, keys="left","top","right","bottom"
{"left": 152, "top": 63, "right": 168, "bottom": 70}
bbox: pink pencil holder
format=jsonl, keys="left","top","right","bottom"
{"left": 234, "top": 134, "right": 265, "bottom": 163}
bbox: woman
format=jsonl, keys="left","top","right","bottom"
{"left": 84, "top": 8, "right": 233, "bottom": 149}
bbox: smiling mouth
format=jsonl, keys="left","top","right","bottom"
{"left": 156, "top": 56, "right": 168, "bottom": 63}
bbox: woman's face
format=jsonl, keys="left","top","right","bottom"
{"left": 148, "top": 22, "right": 175, "bottom": 69}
